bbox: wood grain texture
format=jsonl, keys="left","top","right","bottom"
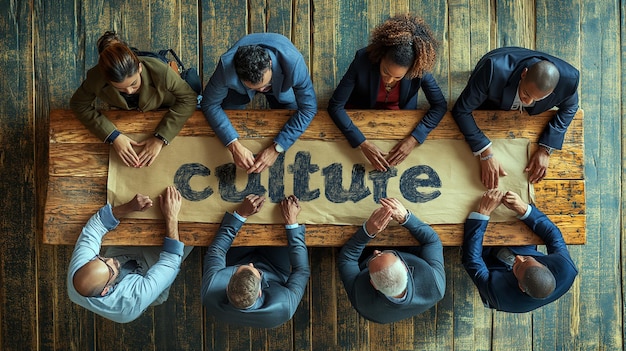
{"left": 45, "top": 108, "right": 585, "bottom": 246}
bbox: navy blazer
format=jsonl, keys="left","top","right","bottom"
{"left": 328, "top": 48, "right": 447, "bottom": 148}
{"left": 201, "top": 212, "right": 310, "bottom": 328}
{"left": 200, "top": 33, "right": 317, "bottom": 151}
{"left": 452, "top": 47, "right": 579, "bottom": 152}
{"left": 338, "top": 213, "right": 446, "bottom": 324}
{"left": 462, "top": 206, "right": 578, "bottom": 313}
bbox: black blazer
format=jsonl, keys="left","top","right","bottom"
{"left": 452, "top": 47, "right": 579, "bottom": 152}
{"left": 328, "top": 48, "right": 447, "bottom": 148}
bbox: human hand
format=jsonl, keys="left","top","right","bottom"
{"left": 112, "top": 193, "right": 153, "bottom": 218}
{"left": 480, "top": 155, "right": 508, "bottom": 189}
{"left": 112, "top": 134, "right": 144, "bottom": 167}
{"left": 524, "top": 148, "right": 550, "bottom": 183}
{"left": 228, "top": 140, "right": 255, "bottom": 170}
{"left": 379, "top": 198, "right": 408, "bottom": 223}
{"left": 476, "top": 189, "right": 505, "bottom": 216}
{"left": 159, "top": 186, "right": 182, "bottom": 222}
{"left": 387, "top": 136, "right": 418, "bottom": 167}
{"left": 159, "top": 186, "right": 182, "bottom": 240}
{"left": 502, "top": 191, "right": 529, "bottom": 216}
{"left": 237, "top": 194, "right": 266, "bottom": 218}
{"left": 365, "top": 207, "right": 393, "bottom": 235}
{"left": 280, "top": 195, "right": 301, "bottom": 225}
{"left": 359, "top": 140, "right": 390, "bottom": 171}
{"left": 136, "top": 137, "right": 165, "bottom": 167}
{"left": 248, "top": 145, "right": 280, "bottom": 174}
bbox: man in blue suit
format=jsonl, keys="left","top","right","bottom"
{"left": 452, "top": 47, "right": 579, "bottom": 189}
{"left": 338, "top": 198, "right": 445, "bottom": 324}
{"left": 462, "top": 189, "right": 578, "bottom": 313}
{"left": 201, "top": 33, "right": 317, "bottom": 174}
{"left": 201, "top": 194, "right": 310, "bottom": 328}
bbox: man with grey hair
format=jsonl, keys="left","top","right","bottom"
{"left": 338, "top": 198, "right": 445, "bottom": 324}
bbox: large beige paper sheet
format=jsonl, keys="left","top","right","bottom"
{"left": 108, "top": 136, "right": 532, "bottom": 224}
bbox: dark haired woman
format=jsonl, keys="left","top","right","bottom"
{"left": 70, "top": 42, "right": 197, "bottom": 167}
{"left": 328, "top": 14, "right": 446, "bottom": 171}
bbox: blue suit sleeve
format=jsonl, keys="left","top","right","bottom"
{"left": 451, "top": 60, "right": 494, "bottom": 152}
{"left": 403, "top": 214, "right": 445, "bottom": 287}
{"left": 274, "top": 56, "right": 317, "bottom": 150}
{"left": 410, "top": 74, "right": 447, "bottom": 144}
{"left": 200, "top": 62, "right": 240, "bottom": 146}
{"left": 327, "top": 54, "right": 367, "bottom": 147}
{"left": 337, "top": 227, "right": 371, "bottom": 298}
{"left": 521, "top": 205, "right": 568, "bottom": 255}
{"left": 461, "top": 218, "right": 491, "bottom": 294}
{"left": 284, "top": 225, "right": 310, "bottom": 310}
{"left": 202, "top": 212, "right": 244, "bottom": 297}
{"left": 538, "top": 90, "right": 579, "bottom": 149}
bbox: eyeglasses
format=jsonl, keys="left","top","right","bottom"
{"left": 95, "top": 255, "right": 116, "bottom": 295}
{"left": 366, "top": 250, "right": 399, "bottom": 268}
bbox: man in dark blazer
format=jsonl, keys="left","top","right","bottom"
{"left": 338, "top": 198, "right": 445, "bottom": 324}
{"left": 201, "top": 33, "right": 317, "bottom": 174}
{"left": 462, "top": 190, "right": 578, "bottom": 313}
{"left": 201, "top": 194, "right": 310, "bottom": 329}
{"left": 452, "top": 47, "right": 579, "bottom": 189}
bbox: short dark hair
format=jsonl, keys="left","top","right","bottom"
{"left": 520, "top": 265, "right": 556, "bottom": 299}
{"left": 227, "top": 267, "right": 261, "bottom": 309}
{"left": 233, "top": 45, "right": 271, "bottom": 84}
{"left": 526, "top": 60, "right": 560, "bottom": 93}
{"left": 98, "top": 43, "right": 140, "bottom": 83}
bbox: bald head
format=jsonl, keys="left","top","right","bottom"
{"left": 73, "top": 259, "right": 111, "bottom": 297}
{"left": 526, "top": 60, "right": 560, "bottom": 93}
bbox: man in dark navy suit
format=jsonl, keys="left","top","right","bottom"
{"left": 452, "top": 47, "right": 579, "bottom": 189}
{"left": 462, "top": 189, "right": 578, "bottom": 313}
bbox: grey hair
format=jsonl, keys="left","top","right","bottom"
{"left": 370, "top": 258, "right": 408, "bottom": 296}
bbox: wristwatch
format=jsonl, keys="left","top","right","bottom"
{"left": 274, "top": 142, "right": 284, "bottom": 153}
{"left": 153, "top": 133, "right": 169, "bottom": 145}
{"left": 541, "top": 145, "right": 554, "bottom": 155}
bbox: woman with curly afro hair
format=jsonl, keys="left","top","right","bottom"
{"left": 328, "top": 14, "right": 447, "bottom": 171}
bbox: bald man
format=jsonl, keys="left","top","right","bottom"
{"left": 462, "top": 190, "right": 578, "bottom": 312}
{"left": 452, "top": 47, "right": 580, "bottom": 189}
{"left": 67, "top": 186, "right": 193, "bottom": 323}
{"left": 338, "top": 198, "right": 445, "bottom": 324}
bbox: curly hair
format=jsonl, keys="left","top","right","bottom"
{"left": 367, "top": 14, "right": 439, "bottom": 79}
{"left": 234, "top": 45, "right": 271, "bottom": 84}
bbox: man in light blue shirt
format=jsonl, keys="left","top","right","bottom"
{"left": 67, "top": 186, "right": 192, "bottom": 323}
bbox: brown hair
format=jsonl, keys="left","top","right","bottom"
{"left": 366, "top": 14, "right": 439, "bottom": 79}
{"left": 98, "top": 43, "right": 140, "bottom": 83}
{"left": 227, "top": 267, "right": 261, "bottom": 309}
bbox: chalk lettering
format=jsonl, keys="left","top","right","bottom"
{"left": 215, "top": 163, "right": 266, "bottom": 202}
{"left": 288, "top": 151, "right": 320, "bottom": 201}
{"left": 368, "top": 168, "right": 399, "bottom": 203}
{"left": 322, "top": 163, "right": 371, "bottom": 203}
{"left": 268, "top": 153, "right": 285, "bottom": 202}
{"left": 399, "top": 165, "right": 442, "bottom": 203}
{"left": 173, "top": 163, "right": 214, "bottom": 201}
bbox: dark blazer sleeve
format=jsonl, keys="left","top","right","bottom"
{"left": 411, "top": 74, "right": 447, "bottom": 144}
{"left": 337, "top": 226, "right": 371, "bottom": 299}
{"left": 284, "top": 225, "right": 310, "bottom": 312}
{"left": 201, "top": 212, "right": 244, "bottom": 298}
{"left": 521, "top": 205, "right": 569, "bottom": 255}
{"left": 451, "top": 60, "right": 495, "bottom": 152}
{"left": 461, "top": 218, "right": 492, "bottom": 295}
{"left": 537, "top": 90, "right": 579, "bottom": 149}
{"left": 404, "top": 213, "right": 445, "bottom": 291}
{"left": 327, "top": 52, "right": 368, "bottom": 147}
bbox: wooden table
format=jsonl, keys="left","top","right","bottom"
{"left": 44, "top": 109, "right": 585, "bottom": 246}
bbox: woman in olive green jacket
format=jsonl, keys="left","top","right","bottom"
{"left": 70, "top": 43, "right": 197, "bottom": 167}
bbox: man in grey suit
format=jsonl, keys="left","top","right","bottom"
{"left": 201, "top": 194, "right": 310, "bottom": 328}
{"left": 338, "top": 198, "right": 445, "bottom": 324}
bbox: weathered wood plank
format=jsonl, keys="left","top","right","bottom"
{"left": 309, "top": 248, "right": 338, "bottom": 350}
{"left": 496, "top": 0, "right": 535, "bottom": 48}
